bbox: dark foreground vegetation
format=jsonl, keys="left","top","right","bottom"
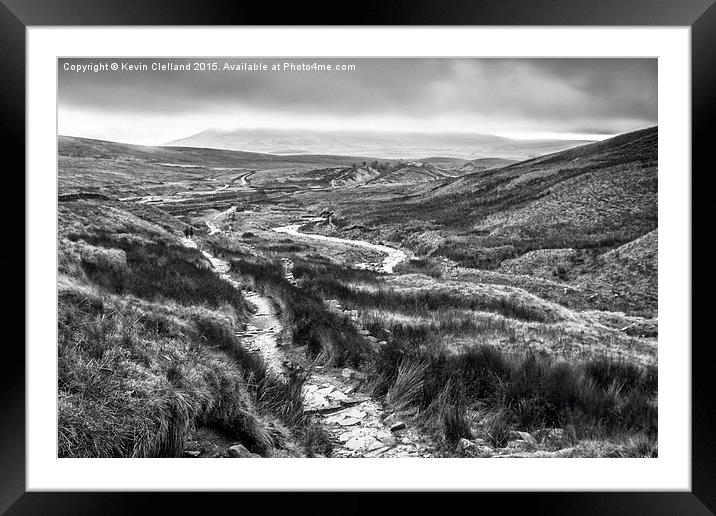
{"left": 370, "top": 341, "right": 657, "bottom": 456}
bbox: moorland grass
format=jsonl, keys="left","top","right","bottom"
{"left": 71, "top": 232, "right": 245, "bottom": 310}
{"left": 59, "top": 226, "right": 310, "bottom": 457}
{"left": 369, "top": 339, "right": 657, "bottom": 452}
{"left": 293, "top": 268, "right": 549, "bottom": 323}
{"left": 58, "top": 288, "right": 287, "bottom": 457}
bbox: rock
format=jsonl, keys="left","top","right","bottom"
{"left": 341, "top": 368, "right": 354, "bottom": 379}
{"left": 506, "top": 439, "right": 533, "bottom": 451}
{"left": 337, "top": 417, "right": 362, "bottom": 426}
{"left": 328, "top": 390, "right": 349, "bottom": 401}
{"left": 341, "top": 407, "right": 367, "bottom": 419}
{"left": 306, "top": 403, "right": 342, "bottom": 414}
{"left": 457, "top": 438, "right": 494, "bottom": 457}
{"left": 367, "top": 439, "right": 387, "bottom": 451}
{"left": 228, "top": 444, "right": 252, "bottom": 458}
{"left": 377, "top": 434, "right": 397, "bottom": 446}
{"left": 345, "top": 436, "right": 376, "bottom": 451}
{"left": 338, "top": 431, "right": 355, "bottom": 443}
{"left": 457, "top": 438, "right": 474, "bottom": 452}
{"left": 340, "top": 396, "right": 368, "bottom": 407}
{"left": 510, "top": 430, "right": 537, "bottom": 446}
{"left": 362, "top": 445, "right": 392, "bottom": 457}
{"left": 183, "top": 450, "right": 201, "bottom": 458}
{"left": 315, "top": 386, "right": 335, "bottom": 396}
{"left": 390, "top": 421, "right": 406, "bottom": 432}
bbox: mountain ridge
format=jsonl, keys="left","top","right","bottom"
{"left": 165, "top": 127, "right": 595, "bottom": 161}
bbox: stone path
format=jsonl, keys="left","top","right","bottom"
{"left": 182, "top": 235, "right": 285, "bottom": 378}
{"left": 182, "top": 217, "right": 434, "bottom": 457}
{"left": 302, "top": 369, "right": 436, "bottom": 458}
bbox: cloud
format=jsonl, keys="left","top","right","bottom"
{"left": 58, "top": 58, "right": 656, "bottom": 144}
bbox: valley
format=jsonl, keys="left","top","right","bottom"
{"left": 57, "top": 127, "right": 658, "bottom": 459}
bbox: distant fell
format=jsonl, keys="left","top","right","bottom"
{"left": 165, "top": 128, "right": 594, "bottom": 161}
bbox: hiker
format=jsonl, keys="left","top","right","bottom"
{"left": 183, "top": 226, "right": 189, "bottom": 238}
{"left": 189, "top": 226, "right": 194, "bottom": 237}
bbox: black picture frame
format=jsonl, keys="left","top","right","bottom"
{"left": 3, "top": 1, "right": 711, "bottom": 513}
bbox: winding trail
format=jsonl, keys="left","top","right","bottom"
{"left": 233, "top": 171, "right": 254, "bottom": 186}
{"left": 181, "top": 236, "right": 285, "bottom": 378}
{"left": 182, "top": 212, "right": 433, "bottom": 457}
{"left": 272, "top": 218, "right": 407, "bottom": 273}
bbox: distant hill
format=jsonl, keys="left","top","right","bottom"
{"left": 165, "top": 128, "right": 593, "bottom": 161}
{"left": 59, "top": 135, "right": 384, "bottom": 167}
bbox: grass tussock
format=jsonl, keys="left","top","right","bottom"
{"left": 58, "top": 289, "right": 288, "bottom": 457}
{"left": 369, "top": 340, "right": 657, "bottom": 451}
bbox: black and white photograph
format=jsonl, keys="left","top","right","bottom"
{"left": 56, "top": 57, "right": 659, "bottom": 460}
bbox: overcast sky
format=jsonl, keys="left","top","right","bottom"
{"left": 58, "top": 58, "right": 656, "bottom": 145}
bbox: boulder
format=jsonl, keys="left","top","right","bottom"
{"left": 506, "top": 439, "right": 533, "bottom": 451}
{"left": 457, "top": 438, "right": 494, "bottom": 457}
{"left": 337, "top": 417, "right": 362, "bottom": 427}
{"left": 390, "top": 421, "right": 406, "bottom": 432}
{"left": 510, "top": 430, "right": 537, "bottom": 446}
{"left": 377, "top": 434, "right": 397, "bottom": 447}
{"left": 228, "top": 444, "right": 253, "bottom": 458}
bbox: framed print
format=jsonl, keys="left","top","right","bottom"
{"left": 5, "top": 0, "right": 713, "bottom": 513}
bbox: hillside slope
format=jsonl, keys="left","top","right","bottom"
{"left": 433, "top": 126, "right": 657, "bottom": 243}
{"left": 575, "top": 229, "right": 658, "bottom": 315}
{"left": 58, "top": 198, "right": 303, "bottom": 457}
{"left": 458, "top": 157, "right": 519, "bottom": 174}
{"left": 332, "top": 127, "right": 656, "bottom": 256}
{"left": 331, "top": 162, "right": 450, "bottom": 187}
{"left": 320, "top": 127, "right": 657, "bottom": 315}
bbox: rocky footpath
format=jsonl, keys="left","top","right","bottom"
{"left": 302, "top": 367, "right": 437, "bottom": 458}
